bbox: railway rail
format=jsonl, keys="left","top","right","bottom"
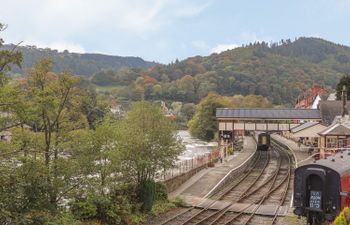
{"left": 160, "top": 139, "right": 294, "bottom": 225}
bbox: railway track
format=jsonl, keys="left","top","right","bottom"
{"left": 160, "top": 139, "right": 294, "bottom": 225}
{"left": 216, "top": 141, "right": 292, "bottom": 225}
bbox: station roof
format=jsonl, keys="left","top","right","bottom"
{"left": 291, "top": 122, "right": 320, "bottom": 133}
{"left": 216, "top": 108, "right": 321, "bottom": 120}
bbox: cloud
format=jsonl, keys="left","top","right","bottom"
{"left": 1, "top": 0, "right": 211, "bottom": 34}
{"left": 0, "top": 0, "right": 212, "bottom": 53}
{"left": 210, "top": 44, "right": 239, "bottom": 54}
{"left": 25, "top": 40, "right": 85, "bottom": 53}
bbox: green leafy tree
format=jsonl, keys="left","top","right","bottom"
{"left": 0, "top": 58, "right": 93, "bottom": 223}
{"left": 336, "top": 75, "right": 350, "bottom": 100}
{"left": 0, "top": 23, "right": 22, "bottom": 86}
{"left": 0, "top": 23, "right": 22, "bottom": 131}
{"left": 188, "top": 93, "right": 272, "bottom": 141}
{"left": 188, "top": 93, "right": 231, "bottom": 141}
{"left": 116, "top": 101, "right": 184, "bottom": 184}
{"left": 114, "top": 101, "right": 184, "bottom": 211}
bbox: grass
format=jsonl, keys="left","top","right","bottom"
{"left": 151, "top": 200, "right": 177, "bottom": 216}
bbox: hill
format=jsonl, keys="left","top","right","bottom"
{"left": 4, "top": 44, "right": 157, "bottom": 76}
{"left": 112, "top": 37, "right": 349, "bottom": 105}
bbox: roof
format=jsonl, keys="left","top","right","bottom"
{"left": 318, "top": 101, "right": 350, "bottom": 126}
{"left": 312, "top": 151, "right": 350, "bottom": 176}
{"left": 216, "top": 108, "right": 321, "bottom": 120}
{"left": 319, "top": 124, "right": 350, "bottom": 136}
{"left": 318, "top": 115, "right": 350, "bottom": 136}
{"left": 319, "top": 93, "right": 330, "bottom": 101}
{"left": 327, "top": 93, "right": 337, "bottom": 101}
{"left": 291, "top": 122, "right": 319, "bottom": 133}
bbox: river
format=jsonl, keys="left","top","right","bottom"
{"left": 177, "top": 130, "right": 217, "bottom": 161}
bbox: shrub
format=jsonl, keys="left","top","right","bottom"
{"left": 172, "top": 197, "right": 189, "bottom": 208}
{"left": 333, "top": 207, "right": 350, "bottom": 225}
{"left": 138, "top": 179, "right": 156, "bottom": 212}
{"left": 154, "top": 182, "right": 168, "bottom": 201}
{"left": 344, "top": 207, "right": 350, "bottom": 222}
{"left": 71, "top": 201, "right": 97, "bottom": 220}
{"left": 151, "top": 201, "right": 175, "bottom": 216}
{"left": 70, "top": 192, "right": 133, "bottom": 225}
{"left": 45, "top": 212, "right": 81, "bottom": 225}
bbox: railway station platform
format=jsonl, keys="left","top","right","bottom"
{"left": 271, "top": 134, "right": 313, "bottom": 167}
{"left": 169, "top": 136, "right": 256, "bottom": 203}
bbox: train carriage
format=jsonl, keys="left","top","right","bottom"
{"left": 257, "top": 132, "right": 270, "bottom": 151}
{"left": 293, "top": 151, "right": 350, "bottom": 224}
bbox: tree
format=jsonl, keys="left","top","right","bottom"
{"left": 115, "top": 101, "right": 184, "bottom": 184}
{"left": 25, "top": 59, "right": 87, "bottom": 208}
{"left": 336, "top": 75, "right": 350, "bottom": 100}
{"left": 115, "top": 101, "right": 183, "bottom": 210}
{"left": 0, "top": 23, "right": 22, "bottom": 86}
{"left": 0, "top": 58, "right": 95, "bottom": 222}
{"left": 188, "top": 93, "right": 272, "bottom": 141}
{"left": 0, "top": 23, "right": 22, "bottom": 131}
{"left": 188, "top": 93, "right": 231, "bottom": 141}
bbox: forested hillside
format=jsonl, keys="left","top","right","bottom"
{"left": 6, "top": 38, "right": 350, "bottom": 106}
{"left": 93, "top": 37, "right": 350, "bottom": 106}
{"left": 3, "top": 44, "right": 157, "bottom": 76}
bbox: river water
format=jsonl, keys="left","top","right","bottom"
{"left": 177, "top": 130, "right": 217, "bottom": 161}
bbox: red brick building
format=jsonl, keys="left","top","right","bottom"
{"left": 295, "top": 84, "right": 329, "bottom": 109}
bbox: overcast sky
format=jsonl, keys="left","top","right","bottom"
{"left": 1, "top": 0, "right": 350, "bottom": 63}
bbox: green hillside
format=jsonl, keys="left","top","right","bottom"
{"left": 3, "top": 44, "right": 157, "bottom": 76}
{"left": 94, "top": 37, "right": 349, "bottom": 106}
{"left": 7, "top": 38, "right": 350, "bottom": 106}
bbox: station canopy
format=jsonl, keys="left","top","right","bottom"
{"left": 216, "top": 108, "right": 321, "bottom": 120}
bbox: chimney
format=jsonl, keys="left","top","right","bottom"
{"left": 342, "top": 85, "right": 347, "bottom": 117}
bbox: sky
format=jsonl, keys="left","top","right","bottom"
{"left": 1, "top": 0, "right": 350, "bottom": 64}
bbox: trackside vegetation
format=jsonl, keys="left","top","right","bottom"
{"left": 333, "top": 207, "right": 350, "bottom": 225}
{"left": 0, "top": 24, "right": 184, "bottom": 223}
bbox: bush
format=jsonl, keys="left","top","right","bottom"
{"left": 45, "top": 212, "right": 81, "bottom": 225}
{"left": 138, "top": 179, "right": 156, "bottom": 212}
{"left": 71, "top": 192, "right": 133, "bottom": 225}
{"left": 154, "top": 182, "right": 168, "bottom": 201}
{"left": 151, "top": 201, "right": 175, "bottom": 216}
{"left": 333, "top": 207, "right": 350, "bottom": 225}
{"left": 71, "top": 201, "right": 97, "bottom": 220}
{"left": 127, "top": 212, "right": 147, "bottom": 224}
{"left": 172, "top": 197, "right": 189, "bottom": 208}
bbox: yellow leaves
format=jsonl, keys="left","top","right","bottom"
{"left": 333, "top": 207, "right": 350, "bottom": 225}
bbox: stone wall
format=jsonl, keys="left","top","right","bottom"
{"left": 163, "top": 164, "right": 208, "bottom": 193}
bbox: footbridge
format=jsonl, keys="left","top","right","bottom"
{"left": 217, "top": 108, "right": 321, "bottom": 133}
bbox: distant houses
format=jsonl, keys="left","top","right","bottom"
{"left": 290, "top": 84, "right": 350, "bottom": 157}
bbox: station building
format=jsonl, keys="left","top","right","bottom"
{"left": 216, "top": 87, "right": 350, "bottom": 158}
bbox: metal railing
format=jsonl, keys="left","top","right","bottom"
{"left": 158, "top": 149, "right": 221, "bottom": 181}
